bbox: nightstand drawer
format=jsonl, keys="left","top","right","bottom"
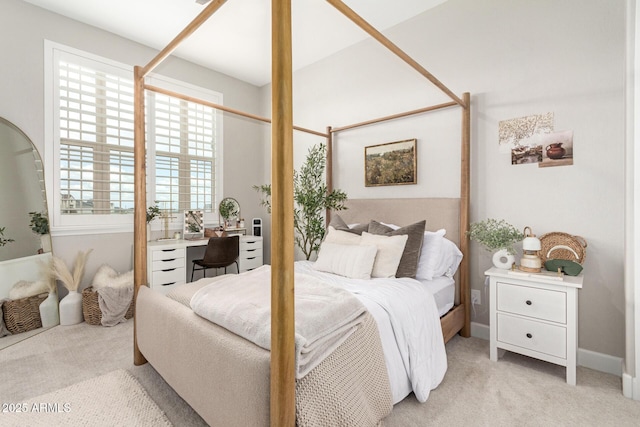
{"left": 497, "top": 313, "right": 566, "bottom": 359}
{"left": 497, "top": 282, "right": 566, "bottom": 323}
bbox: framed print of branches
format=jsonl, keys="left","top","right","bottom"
{"left": 364, "top": 139, "right": 417, "bottom": 187}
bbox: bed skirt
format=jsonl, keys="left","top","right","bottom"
{"left": 136, "top": 285, "right": 392, "bottom": 426}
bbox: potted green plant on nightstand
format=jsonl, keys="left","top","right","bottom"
{"left": 467, "top": 218, "right": 523, "bottom": 269}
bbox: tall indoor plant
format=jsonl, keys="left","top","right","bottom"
{"left": 254, "top": 143, "right": 347, "bottom": 260}
{"left": 467, "top": 218, "right": 523, "bottom": 269}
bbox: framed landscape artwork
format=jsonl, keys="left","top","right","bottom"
{"left": 364, "top": 139, "right": 417, "bottom": 187}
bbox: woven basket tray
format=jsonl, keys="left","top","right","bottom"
{"left": 539, "top": 232, "right": 587, "bottom": 265}
{"left": 3, "top": 293, "right": 47, "bottom": 334}
{"left": 82, "top": 286, "right": 134, "bottom": 326}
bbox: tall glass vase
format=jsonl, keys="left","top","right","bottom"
{"left": 59, "top": 290, "right": 83, "bottom": 325}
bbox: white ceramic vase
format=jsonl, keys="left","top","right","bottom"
{"left": 59, "top": 290, "right": 83, "bottom": 325}
{"left": 39, "top": 291, "right": 60, "bottom": 328}
{"left": 492, "top": 248, "right": 515, "bottom": 270}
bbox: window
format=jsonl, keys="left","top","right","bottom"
{"left": 45, "top": 42, "right": 223, "bottom": 234}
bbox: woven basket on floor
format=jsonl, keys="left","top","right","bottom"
{"left": 3, "top": 293, "right": 47, "bottom": 334}
{"left": 82, "top": 286, "right": 134, "bottom": 326}
{"left": 539, "top": 232, "right": 587, "bottom": 265}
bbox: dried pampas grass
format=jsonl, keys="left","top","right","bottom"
{"left": 51, "top": 249, "right": 93, "bottom": 292}
{"left": 37, "top": 258, "right": 56, "bottom": 293}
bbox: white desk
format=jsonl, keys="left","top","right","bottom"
{"left": 147, "top": 235, "right": 263, "bottom": 294}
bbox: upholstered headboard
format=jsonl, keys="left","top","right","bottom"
{"left": 337, "top": 198, "right": 461, "bottom": 246}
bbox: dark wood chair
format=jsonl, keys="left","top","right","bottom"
{"left": 191, "top": 235, "right": 240, "bottom": 281}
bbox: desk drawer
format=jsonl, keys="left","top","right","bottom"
{"left": 241, "top": 237, "right": 262, "bottom": 248}
{"left": 152, "top": 267, "right": 185, "bottom": 287}
{"left": 240, "top": 247, "right": 263, "bottom": 258}
{"left": 152, "top": 247, "right": 185, "bottom": 261}
{"left": 497, "top": 313, "right": 566, "bottom": 359}
{"left": 240, "top": 256, "right": 263, "bottom": 272}
{"left": 497, "top": 282, "right": 566, "bottom": 323}
{"left": 152, "top": 257, "right": 183, "bottom": 271}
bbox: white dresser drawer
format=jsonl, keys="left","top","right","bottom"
{"left": 241, "top": 238, "right": 262, "bottom": 250}
{"left": 497, "top": 281, "right": 566, "bottom": 324}
{"left": 152, "top": 247, "right": 185, "bottom": 261}
{"left": 497, "top": 313, "right": 566, "bottom": 359}
{"left": 152, "top": 257, "right": 184, "bottom": 271}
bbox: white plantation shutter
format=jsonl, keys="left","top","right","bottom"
{"left": 48, "top": 42, "right": 222, "bottom": 232}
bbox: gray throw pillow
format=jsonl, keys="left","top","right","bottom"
{"left": 368, "top": 220, "right": 426, "bottom": 278}
{"left": 328, "top": 214, "right": 369, "bottom": 235}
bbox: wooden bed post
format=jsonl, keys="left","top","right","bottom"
{"left": 459, "top": 92, "right": 471, "bottom": 337}
{"left": 271, "top": 0, "right": 296, "bottom": 425}
{"left": 133, "top": 65, "right": 148, "bottom": 365}
{"left": 326, "top": 126, "right": 333, "bottom": 226}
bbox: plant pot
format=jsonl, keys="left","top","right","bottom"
{"left": 492, "top": 249, "right": 515, "bottom": 270}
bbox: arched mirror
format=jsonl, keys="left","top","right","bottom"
{"left": 218, "top": 197, "right": 241, "bottom": 229}
{"left": 0, "top": 117, "right": 56, "bottom": 349}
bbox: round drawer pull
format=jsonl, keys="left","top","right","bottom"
{"left": 526, "top": 300, "right": 532, "bottom": 305}
{"left": 526, "top": 333, "right": 533, "bottom": 339}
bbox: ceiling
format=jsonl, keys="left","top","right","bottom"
{"left": 22, "top": 0, "right": 446, "bottom": 87}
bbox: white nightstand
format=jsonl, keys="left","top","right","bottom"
{"left": 485, "top": 267, "right": 583, "bottom": 385}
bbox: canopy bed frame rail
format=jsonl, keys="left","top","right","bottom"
{"left": 132, "top": 0, "right": 471, "bottom": 424}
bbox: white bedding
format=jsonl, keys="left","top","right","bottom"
{"left": 296, "top": 261, "right": 447, "bottom": 404}
{"left": 418, "top": 275, "right": 455, "bottom": 317}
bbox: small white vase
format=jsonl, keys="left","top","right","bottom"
{"left": 492, "top": 248, "right": 515, "bottom": 270}
{"left": 59, "top": 290, "right": 83, "bottom": 325}
{"left": 39, "top": 291, "right": 60, "bottom": 328}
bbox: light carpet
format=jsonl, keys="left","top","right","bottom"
{"left": 1, "top": 369, "right": 172, "bottom": 427}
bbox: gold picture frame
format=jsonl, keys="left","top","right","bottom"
{"left": 364, "top": 139, "right": 417, "bottom": 187}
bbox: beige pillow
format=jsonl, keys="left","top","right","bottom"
{"left": 312, "top": 242, "right": 377, "bottom": 279}
{"left": 324, "top": 226, "right": 362, "bottom": 245}
{"left": 360, "top": 232, "right": 408, "bottom": 278}
{"left": 368, "top": 220, "right": 426, "bottom": 278}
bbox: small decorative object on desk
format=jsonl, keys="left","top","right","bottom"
{"left": 467, "top": 218, "right": 524, "bottom": 270}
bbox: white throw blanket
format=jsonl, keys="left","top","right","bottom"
{"left": 98, "top": 286, "right": 133, "bottom": 327}
{"left": 190, "top": 265, "right": 367, "bottom": 378}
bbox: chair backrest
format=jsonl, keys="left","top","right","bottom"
{"left": 202, "top": 235, "right": 240, "bottom": 267}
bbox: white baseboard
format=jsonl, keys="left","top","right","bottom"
{"left": 469, "top": 322, "right": 622, "bottom": 377}
{"left": 470, "top": 321, "right": 489, "bottom": 340}
{"left": 622, "top": 368, "right": 640, "bottom": 400}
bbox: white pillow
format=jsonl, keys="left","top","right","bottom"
{"left": 312, "top": 242, "right": 377, "bottom": 279}
{"left": 416, "top": 229, "right": 446, "bottom": 280}
{"left": 360, "top": 232, "right": 408, "bottom": 278}
{"left": 324, "top": 226, "right": 362, "bottom": 245}
{"left": 439, "top": 238, "right": 463, "bottom": 278}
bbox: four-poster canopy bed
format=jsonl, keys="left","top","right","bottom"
{"left": 132, "top": 0, "right": 471, "bottom": 425}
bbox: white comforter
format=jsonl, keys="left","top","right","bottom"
{"left": 296, "top": 261, "right": 447, "bottom": 403}
{"left": 190, "top": 265, "right": 367, "bottom": 378}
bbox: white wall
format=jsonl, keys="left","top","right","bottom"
{"left": 1, "top": 0, "right": 267, "bottom": 286}
{"left": 272, "top": 0, "right": 626, "bottom": 358}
